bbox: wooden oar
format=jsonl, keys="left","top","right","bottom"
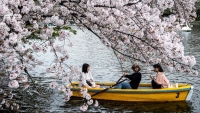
{"left": 91, "top": 78, "right": 127, "bottom": 97}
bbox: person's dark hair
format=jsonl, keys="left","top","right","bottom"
{"left": 153, "top": 64, "right": 164, "bottom": 72}
{"left": 132, "top": 64, "right": 141, "bottom": 73}
{"left": 82, "top": 63, "right": 90, "bottom": 73}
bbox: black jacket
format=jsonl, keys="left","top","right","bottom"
{"left": 125, "top": 72, "right": 142, "bottom": 89}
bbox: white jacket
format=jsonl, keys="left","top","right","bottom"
{"left": 79, "top": 71, "right": 95, "bottom": 87}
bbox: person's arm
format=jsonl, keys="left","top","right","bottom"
{"left": 89, "top": 72, "right": 97, "bottom": 87}
{"left": 89, "top": 71, "right": 94, "bottom": 82}
{"left": 125, "top": 73, "right": 140, "bottom": 80}
{"left": 80, "top": 73, "right": 92, "bottom": 88}
{"left": 122, "top": 72, "right": 130, "bottom": 78}
{"left": 124, "top": 74, "right": 131, "bottom": 79}
{"left": 150, "top": 73, "right": 163, "bottom": 85}
{"left": 150, "top": 75, "right": 160, "bottom": 84}
{"left": 81, "top": 80, "right": 92, "bottom": 88}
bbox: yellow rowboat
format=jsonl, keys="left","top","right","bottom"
{"left": 69, "top": 82, "right": 194, "bottom": 102}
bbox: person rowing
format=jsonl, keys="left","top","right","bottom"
{"left": 115, "top": 64, "right": 142, "bottom": 89}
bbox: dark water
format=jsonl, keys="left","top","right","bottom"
{"left": 1, "top": 25, "right": 200, "bottom": 113}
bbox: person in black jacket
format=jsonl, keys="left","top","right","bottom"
{"left": 115, "top": 64, "right": 142, "bottom": 89}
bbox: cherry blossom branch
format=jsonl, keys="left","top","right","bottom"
{"left": 113, "top": 29, "right": 197, "bottom": 70}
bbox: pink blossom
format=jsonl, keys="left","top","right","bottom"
{"left": 9, "top": 0, "right": 20, "bottom": 6}
{"left": 32, "top": 43, "right": 41, "bottom": 52}
{"left": 56, "top": 19, "right": 64, "bottom": 26}
{"left": 80, "top": 88, "right": 88, "bottom": 95}
{"left": 49, "top": 82, "right": 58, "bottom": 89}
{"left": 66, "top": 87, "right": 73, "bottom": 97}
{"left": 193, "top": 70, "right": 198, "bottom": 76}
{"left": 13, "top": 14, "right": 22, "bottom": 20}
{"left": 21, "top": 28, "right": 30, "bottom": 35}
{"left": 41, "top": 8, "right": 49, "bottom": 14}
{"left": 33, "top": 21, "right": 39, "bottom": 29}
{"left": 60, "top": 6, "right": 69, "bottom": 16}
{"left": 8, "top": 80, "right": 19, "bottom": 89}
{"left": 70, "top": 66, "right": 81, "bottom": 75}
{"left": 0, "top": 4, "right": 10, "bottom": 16}
{"left": 84, "top": 93, "right": 91, "bottom": 100}
{"left": 58, "top": 85, "right": 65, "bottom": 92}
{"left": 87, "top": 99, "right": 93, "bottom": 105}
{"left": 42, "top": 48, "right": 47, "bottom": 53}
{"left": 19, "top": 76, "right": 28, "bottom": 83}
{"left": 46, "top": 28, "right": 54, "bottom": 37}
{"left": 9, "top": 33, "right": 19, "bottom": 44}
{"left": 80, "top": 104, "right": 88, "bottom": 111}
{"left": 21, "top": 6, "right": 30, "bottom": 14}
{"left": 62, "top": 76, "right": 68, "bottom": 82}
{"left": 37, "top": 61, "right": 44, "bottom": 65}
{"left": 9, "top": 73, "right": 18, "bottom": 80}
{"left": 64, "top": 95, "right": 70, "bottom": 102}
{"left": 51, "top": 15, "right": 59, "bottom": 23}
{"left": 94, "top": 100, "right": 99, "bottom": 107}
{"left": 46, "top": 68, "right": 51, "bottom": 73}
{"left": 59, "top": 30, "right": 70, "bottom": 38}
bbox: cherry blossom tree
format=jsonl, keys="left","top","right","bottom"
{"left": 0, "top": 0, "right": 198, "bottom": 112}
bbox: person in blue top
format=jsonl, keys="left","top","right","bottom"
{"left": 115, "top": 64, "right": 142, "bottom": 89}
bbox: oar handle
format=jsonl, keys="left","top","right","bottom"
{"left": 116, "top": 75, "right": 124, "bottom": 84}
{"left": 91, "top": 79, "right": 127, "bottom": 97}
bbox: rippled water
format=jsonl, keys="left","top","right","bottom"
{"left": 2, "top": 25, "right": 200, "bottom": 113}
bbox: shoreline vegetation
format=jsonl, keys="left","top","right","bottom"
{"left": 190, "top": 21, "right": 200, "bottom": 25}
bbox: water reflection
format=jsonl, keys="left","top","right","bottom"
{"left": 98, "top": 101, "right": 190, "bottom": 113}
{"left": 67, "top": 97, "right": 191, "bottom": 113}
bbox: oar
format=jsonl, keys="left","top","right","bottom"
{"left": 91, "top": 74, "right": 125, "bottom": 97}
{"left": 116, "top": 75, "right": 124, "bottom": 84}
{"left": 91, "top": 78, "right": 127, "bottom": 97}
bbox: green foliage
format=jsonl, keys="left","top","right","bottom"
{"left": 52, "top": 30, "right": 59, "bottom": 37}
{"left": 195, "top": 17, "right": 200, "bottom": 21}
{"left": 162, "top": 9, "right": 172, "bottom": 17}
{"left": 22, "top": 25, "right": 77, "bottom": 42}
{"left": 70, "top": 29, "right": 77, "bottom": 35}
{"left": 59, "top": 91, "right": 64, "bottom": 94}
{"left": 33, "top": 0, "right": 40, "bottom": 4}
{"left": 26, "top": 32, "right": 41, "bottom": 40}
{"left": 62, "top": 26, "right": 77, "bottom": 34}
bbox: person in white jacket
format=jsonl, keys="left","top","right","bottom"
{"left": 79, "top": 63, "right": 100, "bottom": 88}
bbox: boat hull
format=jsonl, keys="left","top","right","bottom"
{"left": 70, "top": 82, "right": 193, "bottom": 102}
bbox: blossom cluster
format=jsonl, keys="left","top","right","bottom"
{"left": 65, "top": 0, "right": 198, "bottom": 75}
{"left": 79, "top": 88, "right": 99, "bottom": 111}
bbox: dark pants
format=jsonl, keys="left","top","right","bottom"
{"left": 151, "top": 80, "right": 161, "bottom": 89}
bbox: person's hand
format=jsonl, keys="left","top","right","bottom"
{"left": 123, "top": 72, "right": 127, "bottom": 77}
{"left": 150, "top": 75, "right": 154, "bottom": 80}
